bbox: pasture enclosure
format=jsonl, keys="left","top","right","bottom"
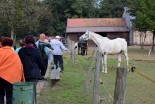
{"left": 38, "top": 46, "right": 155, "bottom": 104}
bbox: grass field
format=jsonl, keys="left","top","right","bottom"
{"left": 38, "top": 46, "right": 155, "bottom": 104}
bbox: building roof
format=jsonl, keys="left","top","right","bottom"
{"left": 66, "top": 18, "right": 129, "bottom": 33}
{"left": 67, "top": 27, "right": 129, "bottom": 33}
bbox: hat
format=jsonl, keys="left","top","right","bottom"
{"left": 56, "top": 36, "right": 60, "bottom": 39}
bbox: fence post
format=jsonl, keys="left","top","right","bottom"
{"left": 93, "top": 52, "right": 101, "bottom": 104}
{"left": 113, "top": 67, "right": 127, "bottom": 104}
{"left": 71, "top": 41, "right": 75, "bottom": 64}
{"left": 84, "top": 49, "right": 97, "bottom": 95}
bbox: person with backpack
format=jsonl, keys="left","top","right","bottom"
{"left": 35, "top": 33, "right": 53, "bottom": 70}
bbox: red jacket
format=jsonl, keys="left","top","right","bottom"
{"left": 0, "top": 46, "right": 25, "bottom": 84}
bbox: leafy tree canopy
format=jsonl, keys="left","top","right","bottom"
{"left": 128, "top": 0, "right": 155, "bottom": 31}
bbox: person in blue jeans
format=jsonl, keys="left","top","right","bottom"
{"left": 50, "top": 36, "right": 70, "bottom": 72}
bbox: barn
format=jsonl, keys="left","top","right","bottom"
{"left": 66, "top": 18, "right": 130, "bottom": 46}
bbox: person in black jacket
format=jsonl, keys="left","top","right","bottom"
{"left": 18, "top": 35, "right": 46, "bottom": 82}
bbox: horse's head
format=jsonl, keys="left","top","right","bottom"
{"left": 79, "top": 30, "right": 90, "bottom": 42}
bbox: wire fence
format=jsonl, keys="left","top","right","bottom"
{"left": 71, "top": 45, "right": 155, "bottom": 104}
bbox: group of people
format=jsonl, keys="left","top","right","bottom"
{"left": 0, "top": 33, "right": 69, "bottom": 104}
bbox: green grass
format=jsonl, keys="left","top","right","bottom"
{"left": 38, "top": 47, "right": 155, "bottom": 104}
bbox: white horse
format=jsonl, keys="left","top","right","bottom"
{"left": 79, "top": 30, "right": 129, "bottom": 73}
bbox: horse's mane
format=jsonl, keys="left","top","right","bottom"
{"left": 89, "top": 31, "right": 109, "bottom": 41}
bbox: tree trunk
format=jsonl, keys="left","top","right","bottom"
{"left": 11, "top": 29, "right": 16, "bottom": 46}
{"left": 139, "top": 32, "right": 143, "bottom": 49}
{"left": 143, "top": 32, "right": 147, "bottom": 47}
{"left": 152, "top": 30, "right": 155, "bottom": 51}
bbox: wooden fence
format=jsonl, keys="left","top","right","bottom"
{"left": 84, "top": 50, "right": 128, "bottom": 104}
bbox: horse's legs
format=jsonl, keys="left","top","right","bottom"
{"left": 81, "top": 48, "right": 83, "bottom": 55}
{"left": 81, "top": 48, "right": 85, "bottom": 56}
{"left": 83, "top": 49, "right": 86, "bottom": 55}
{"left": 101, "top": 55, "right": 105, "bottom": 73}
{"left": 86, "top": 49, "right": 87, "bottom": 55}
{"left": 117, "top": 53, "right": 121, "bottom": 67}
{"left": 124, "top": 52, "right": 129, "bottom": 66}
{"left": 102, "top": 54, "right": 107, "bottom": 73}
{"left": 104, "top": 55, "right": 108, "bottom": 73}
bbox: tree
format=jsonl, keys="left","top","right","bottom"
{"left": 99, "top": 0, "right": 128, "bottom": 18}
{"left": 82, "top": 0, "right": 100, "bottom": 18}
{"left": 0, "top": 0, "right": 52, "bottom": 43}
{"left": 44, "top": 0, "right": 100, "bottom": 35}
{"left": 128, "top": 0, "right": 155, "bottom": 51}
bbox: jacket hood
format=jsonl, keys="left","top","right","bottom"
{"left": 21, "top": 47, "right": 36, "bottom": 55}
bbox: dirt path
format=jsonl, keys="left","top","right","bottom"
{"left": 36, "top": 61, "right": 52, "bottom": 103}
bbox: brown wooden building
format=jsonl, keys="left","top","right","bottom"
{"left": 66, "top": 18, "right": 130, "bottom": 46}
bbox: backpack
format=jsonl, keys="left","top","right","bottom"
{"left": 38, "top": 41, "right": 48, "bottom": 60}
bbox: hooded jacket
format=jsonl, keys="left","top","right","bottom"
{"left": 18, "top": 45, "right": 46, "bottom": 80}
{"left": 0, "top": 46, "right": 25, "bottom": 84}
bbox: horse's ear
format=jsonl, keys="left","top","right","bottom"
{"left": 86, "top": 29, "right": 89, "bottom": 32}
